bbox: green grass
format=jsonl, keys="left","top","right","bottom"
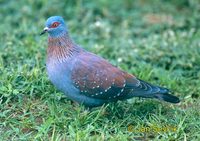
{"left": 0, "top": 0, "right": 200, "bottom": 140}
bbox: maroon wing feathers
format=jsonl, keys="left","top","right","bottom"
{"left": 71, "top": 52, "right": 140, "bottom": 100}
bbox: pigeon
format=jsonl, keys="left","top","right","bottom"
{"left": 40, "top": 16, "right": 180, "bottom": 107}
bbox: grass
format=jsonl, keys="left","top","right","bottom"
{"left": 0, "top": 0, "right": 200, "bottom": 140}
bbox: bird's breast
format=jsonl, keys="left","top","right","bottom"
{"left": 46, "top": 58, "right": 75, "bottom": 93}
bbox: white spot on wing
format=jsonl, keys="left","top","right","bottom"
{"left": 123, "top": 79, "right": 126, "bottom": 87}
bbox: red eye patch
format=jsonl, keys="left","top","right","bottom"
{"left": 50, "top": 22, "right": 60, "bottom": 28}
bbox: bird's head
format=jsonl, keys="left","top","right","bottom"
{"left": 40, "top": 16, "right": 68, "bottom": 37}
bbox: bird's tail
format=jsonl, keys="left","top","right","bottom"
{"left": 154, "top": 91, "right": 180, "bottom": 103}
{"left": 129, "top": 79, "right": 180, "bottom": 103}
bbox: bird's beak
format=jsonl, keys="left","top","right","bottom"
{"left": 40, "top": 27, "right": 49, "bottom": 35}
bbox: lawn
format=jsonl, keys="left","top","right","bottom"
{"left": 0, "top": 0, "right": 200, "bottom": 140}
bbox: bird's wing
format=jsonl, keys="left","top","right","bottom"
{"left": 71, "top": 52, "right": 141, "bottom": 100}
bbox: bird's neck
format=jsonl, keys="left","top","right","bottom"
{"left": 47, "top": 33, "right": 82, "bottom": 62}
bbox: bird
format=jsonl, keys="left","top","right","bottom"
{"left": 40, "top": 16, "right": 180, "bottom": 107}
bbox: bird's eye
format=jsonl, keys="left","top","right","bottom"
{"left": 51, "top": 22, "right": 60, "bottom": 28}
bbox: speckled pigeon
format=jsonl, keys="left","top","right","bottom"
{"left": 40, "top": 16, "right": 180, "bottom": 107}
